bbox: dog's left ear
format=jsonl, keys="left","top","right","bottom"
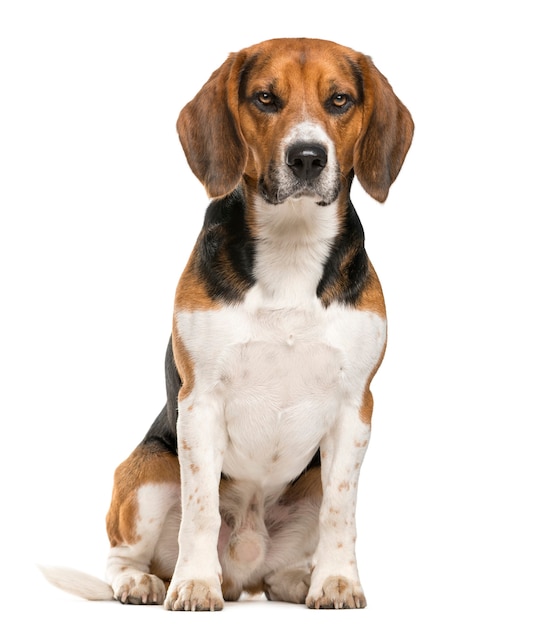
{"left": 353, "top": 55, "right": 414, "bottom": 203}
{"left": 177, "top": 53, "right": 247, "bottom": 199}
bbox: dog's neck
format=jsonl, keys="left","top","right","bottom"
{"left": 248, "top": 195, "right": 340, "bottom": 308}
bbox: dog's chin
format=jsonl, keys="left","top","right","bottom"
{"left": 259, "top": 179, "right": 339, "bottom": 207}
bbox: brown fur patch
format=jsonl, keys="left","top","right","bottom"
{"left": 356, "top": 260, "right": 386, "bottom": 317}
{"left": 106, "top": 443, "right": 180, "bottom": 548}
{"left": 359, "top": 353, "right": 385, "bottom": 425}
{"left": 175, "top": 250, "right": 220, "bottom": 313}
{"left": 172, "top": 332, "right": 195, "bottom": 401}
{"left": 279, "top": 466, "right": 323, "bottom": 506}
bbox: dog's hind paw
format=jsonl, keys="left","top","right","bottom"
{"left": 264, "top": 567, "right": 311, "bottom": 603}
{"left": 113, "top": 572, "right": 166, "bottom": 605}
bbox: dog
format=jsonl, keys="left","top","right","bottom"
{"left": 41, "top": 37, "right": 413, "bottom": 610}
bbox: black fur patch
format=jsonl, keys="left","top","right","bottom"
{"left": 141, "top": 337, "right": 180, "bottom": 454}
{"left": 197, "top": 188, "right": 256, "bottom": 303}
{"left": 317, "top": 199, "right": 369, "bottom": 306}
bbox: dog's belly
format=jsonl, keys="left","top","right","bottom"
{"left": 221, "top": 339, "right": 342, "bottom": 485}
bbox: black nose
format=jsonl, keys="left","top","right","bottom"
{"left": 286, "top": 143, "right": 327, "bottom": 181}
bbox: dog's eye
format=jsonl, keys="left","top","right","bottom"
{"left": 253, "top": 91, "right": 280, "bottom": 112}
{"left": 326, "top": 93, "right": 353, "bottom": 114}
{"left": 258, "top": 92, "right": 274, "bottom": 105}
{"left": 333, "top": 94, "right": 348, "bottom": 107}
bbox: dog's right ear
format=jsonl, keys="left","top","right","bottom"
{"left": 177, "top": 54, "right": 248, "bottom": 199}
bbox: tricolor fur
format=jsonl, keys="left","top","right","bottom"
{"left": 41, "top": 37, "right": 413, "bottom": 611}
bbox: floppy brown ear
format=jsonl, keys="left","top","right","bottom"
{"left": 354, "top": 55, "right": 414, "bottom": 203}
{"left": 177, "top": 54, "right": 247, "bottom": 199}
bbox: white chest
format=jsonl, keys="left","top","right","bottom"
{"left": 177, "top": 298, "right": 386, "bottom": 488}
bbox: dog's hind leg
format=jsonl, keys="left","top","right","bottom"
{"left": 105, "top": 440, "right": 181, "bottom": 604}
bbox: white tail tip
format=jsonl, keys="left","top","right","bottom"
{"left": 38, "top": 565, "right": 114, "bottom": 601}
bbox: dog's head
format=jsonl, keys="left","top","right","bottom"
{"left": 177, "top": 38, "right": 413, "bottom": 204}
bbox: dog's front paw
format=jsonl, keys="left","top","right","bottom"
{"left": 113, "top": 572, "right": 166, "bottom": 605}
{"left": 306, "top": 575, "right": 366, "bottom": 609}
{"left": 164, "top": 578, "right": 224, "bottom": 611}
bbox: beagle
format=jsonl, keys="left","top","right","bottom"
{"left": 41, "top": 37, "right": 413, "bottom": 610}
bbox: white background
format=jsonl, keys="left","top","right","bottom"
{"left": 1, "top": 1, "right": 538, "bottom": 624}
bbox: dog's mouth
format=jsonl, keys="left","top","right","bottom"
{"left": 258, "top": 175, "right": 340, "bottom": 207}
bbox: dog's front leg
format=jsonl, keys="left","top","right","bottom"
{"left": 306, "top": 400, "right": 371, "bottom": 609}
{"left": 165, "top": 393, "right": 227, "bottom": 611}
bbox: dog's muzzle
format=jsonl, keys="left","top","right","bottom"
{"left": 259, "top": 140, "right": 340, "bottom": 206}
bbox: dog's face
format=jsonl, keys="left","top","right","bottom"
{"left": 178, "top": 38, "right": 413, "bottom": 204}
{"left": 236, "top": 39, "right": 366, "bottom": 206}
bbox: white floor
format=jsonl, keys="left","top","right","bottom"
{"left": 12, "top": 560, "right": 535, "bottom": 626}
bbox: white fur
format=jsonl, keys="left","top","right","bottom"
{"left": 252, "top": 195, "right": 339, "bottom": 306}
{"left": 39, "top": 566, "right": 114, "bottom": 601}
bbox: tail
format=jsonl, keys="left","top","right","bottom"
{"left": 38, "top": 565, "right": 114, "bottom": 601}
